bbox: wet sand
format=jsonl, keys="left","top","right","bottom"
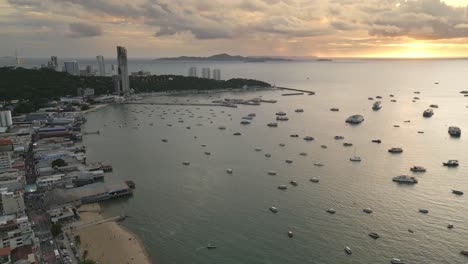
{"left": 75, "top": 204, "right": 151, "bottom": 264}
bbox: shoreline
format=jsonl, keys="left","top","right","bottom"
{"left": 74, "top": 204, "right": 152, "bottom": 264}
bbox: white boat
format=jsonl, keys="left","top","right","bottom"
{"left": 363, "top": 208, "right": 373, "bottom": 214}
{"left": 344, "top": 246, "right": 352, "bottom": 255}
{"left": 346, "top": 115, "right": 364, "bottom": 124}
{"left": 443, "top": 160, "right": 459, "bottom": 167}
{"left": 265, "top": 154, "right": 272, "bottom": 158}
{"left": 327, "top": 208, "right": 336, "bottom": 214}
{"left": 391, "top": 258, "right": 405, "bottom": 264}
{"left": 290, "top": 180, "right": 298, "bottom": 186}
{"left": 423, "top": 109, "right": 434, "bottom": 117}
{"left": 226, "top": 169, "right": 233, "bottom": 174}
{"left": 314, "top": 162, "right": 324, "bottom": 167}
{"left": 410, "top": 166, "right": 426, "bottom": 172}
{"left": 310, "top": 178, "right": 319, "bottom": 183}
{"left": 372, "top": 101, "right": 382, "bottom": 110}
{"left": 350, "top": 156, "right": 361, "bottom": 162}
{"left": 269, "top": 207, "right": 278, "bottom": 213}
{"left": 392, "top": 175, "right": 418, "bottom": 184}
{"left": 448, "top": 126, "right": 461, "bottom": 137}
{"left": 388, "top": 147, "right": 403, "bottom": 153}
{"left": 276, "top": 116, "right": 289, "bottom": 121}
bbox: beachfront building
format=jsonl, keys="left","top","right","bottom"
{"left": 202, "top": 67, "right": 211, "bottom": 79}
{"left": 0, "top": 153, "right": 12, "bottom": 172}
{"left": 188, "top": 67, "right": 197, "bottom": 77}
{"left": 47, "top": 56, "right": 58, "bottom": 70}
{"left": 117, "top": 46, "right": 130, "bottom": 95}
{"left": 0, "top": 215, "right": 35, "bottom": 250}
{"left": 96, "top": 55, "right": 105, "bottom": 76}
{"left": 1, "top": 191, "right": 25, "bottom": 216}
{"left": 63, "top": 61, "right": 79, "bottom": 76}
{"left": 213, "top": 69, "right": 221, "bottom": 80}
{"left": 0, "top": 111, "right": 12, "bottom": 130}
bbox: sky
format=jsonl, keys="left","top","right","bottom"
{"left": 1, "top": 0, "right": 468, "bottom": 58}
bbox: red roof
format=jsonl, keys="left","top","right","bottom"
{"left": 0, "top": 247, "right": 11, "bottom": 256}
{"left": 0, "top": 138, "right": 12, "bottom": 145}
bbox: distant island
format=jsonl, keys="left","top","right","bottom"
{"left": 156, "top": 53, "right": 292, "bottom": 62}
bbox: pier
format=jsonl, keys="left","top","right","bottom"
{"left": 278, "top": 87, "right": 315, "bottom": 95}
{"left": 122, "top": 102, "right": 238, "bottom": 108}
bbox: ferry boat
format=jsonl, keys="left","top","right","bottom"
{"left": 372, "top": 101, "right": 382, "bottom": 110}
{"left": 443, "top": 160, "right": 459, "bottom": 167}
{"left": 423, "top": 109, "right": 434, "bottom": 117}
{"left": 388, "top": 147, "right": 403, "bottom": 153}
{"left": 392, "top": 175, "right": 418, "bottom": 184}
{"left": 410, "top": 166, "right": 426, "bottom": 172}
{"left": 345, "top": 115, "right": 364, "bottom": 124}
{"left": 448, "top": 126, "right": 461, "bottom": 137}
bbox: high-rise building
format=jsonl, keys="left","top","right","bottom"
{"left": 213, "top": 69, "right": 221, "bottom": 80}
{"left": 96, "top": 55, "right": 105, "bottom": 76}
{"left": 117, "top": 46, "right": 130, "bottom": 94}
{"left": 202, "top": 67, "right": 211, "bottom": 79}
{"left": 85, "top": 65, "right": 93, "bottom": 75}
{"left": 188, "top": 67, "right": 197, "bottom": 77}
{"left": 64, "top": 61, "right": 79, "bottom": 76}
{"left": 47, "top": 56, "right": 58, "bottom": 70}
{"left": 112, "top": 75, "right": 121, "bottom": 95}
{"left": 0, "top": 111, "right": 12, "bottom": 127}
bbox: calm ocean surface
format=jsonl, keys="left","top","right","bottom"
{"left": 10, "top": 58, "right": 468, "bottom": 263}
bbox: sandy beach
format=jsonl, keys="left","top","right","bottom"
{"left": 74, "top": 204, "right": 151, "bottom": 264}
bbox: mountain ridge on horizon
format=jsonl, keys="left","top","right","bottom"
{"left": 155, "top": 53, "right": 299, "bottom": 62}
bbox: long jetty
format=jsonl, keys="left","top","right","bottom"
{"left": 277, "top": 87, "right": 315, "bottom": 95}
{"left": 122, "top": 102, "right": 238, "bottom": 108}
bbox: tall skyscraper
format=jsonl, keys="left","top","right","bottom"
{"left": 96, "top": 55, "right": 105, "bottom": 76}
{"left": 202, "top": 67, "right": 211, "bottom": 79}
{"left": 47, "top": 56, "right": 58, "bottom": 70}
{"left": 64, "top": 61, "right": 79, "bottom": 76}
{"left": 213, "top": 69, "right": 221, "bottom": 80}
{"left": 117, "top": 46, "right": 129, "bottom": 94}
{"left": 188, "top": 67, "right": 197, "bottom": 77}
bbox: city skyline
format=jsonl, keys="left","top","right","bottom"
{"left": 1, "top": 0, "right": 468, "bottom": 58}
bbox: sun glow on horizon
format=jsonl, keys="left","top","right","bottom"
{"left": 358, "top": 41, "right": 468, "bottom": 58}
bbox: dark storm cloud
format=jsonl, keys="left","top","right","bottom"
{"left": 68, "top": 23, "right": 102, "bottom": 38}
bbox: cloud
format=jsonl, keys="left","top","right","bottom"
{"left": 68, "top": 23, "right": 102, "bottom": 38}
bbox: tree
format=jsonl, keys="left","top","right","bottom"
{"left": 75, "top": 235, "right": 81, "bottom": 245}
{"left": 80, "top": 104, "right": 90, "bottom": 111}
{"left": 80, "top": 260, "right": 96, "bottom": 264}
{"left": 51, "top": 223, "right": 62, "bottom": 237}
{"left": 52, "top": 158, "right": 67, "bottom": 168}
